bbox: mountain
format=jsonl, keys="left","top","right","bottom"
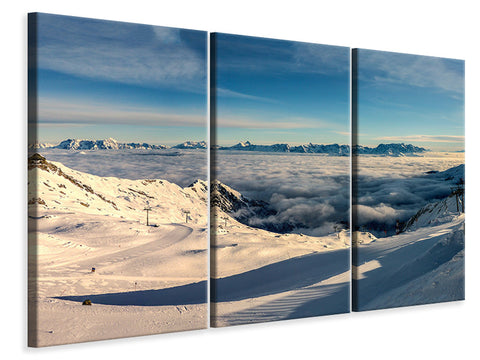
{"left": 403, "top": 193, "right": 463, "bottom": 232}
{"left": 353, "top": 143, "right": 428, "bottom": 156}
{"left": 432, "top": 164, "right": 465, "bottom": 183}
{"left": 28, "top": 153, "right": 207, "bottom": 224}
{"left": 211, "top": 180, "right": 300, "bottom": 233}
{"left": 28, "top": 142, "right": 55, "bottom": 150}
{"left": 172, "top": 141, "right": 207, "bottom": 149}
{"left": 30, "top": 139, "right": 429, "bottom": 156}
{"left": 30, "top": 138, "right": 208, "bottom": 151}
{"left": 53, "top": 138, "right": 168, "bottom": 150}
{"left": 218, "top": 141, "right": 427, "bottom": 156}
{"left": 218, "top": 141, "right": 350, "bottom": 155}
{"left": 211, "top": 180, "right": 277, "bottom": 222}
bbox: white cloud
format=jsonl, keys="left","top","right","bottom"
{"left": 37, "top": 16, "right": 206, "bottom": 91}
{"left": 217, "top": 115, "right": 342, "bottom": 130}
{"left": 376, "top": 135, "right": 465, "bottom": 143}
{"left": 38, "top": 97, "right": 206, "bottom": 127}
{"left": 358, "top": 50, "right": 464, "bottom": 95}
{"left": 216, "top": 88, "right": 279, "bottom": 103}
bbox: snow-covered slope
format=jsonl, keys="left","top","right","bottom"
{"left": 28, "top": 153, "right": 207, "bottom": 224}
{"left": 28, "top": 153, "right": 208, "bottom": 346}
{"left": 210, "top": 180, "right": 350, "bottom": 326}
{"left": 402, "top": 193, "right": 463, "bottom": 232}
{"left": 432, "top": 163, "right": 465, "bottom": 182}
{"left": 353, "top": 195, "right": 465, "bottom": 311}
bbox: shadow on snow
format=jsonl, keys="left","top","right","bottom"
{"left": 55, "top": 281, "right": 207, "bottom": 306}
{"left": 212, "top": 249, "right": 350, "bottom": 302}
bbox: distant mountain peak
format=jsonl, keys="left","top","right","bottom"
{"left": 30, "top": 138, "right": 209, "bottom": 150}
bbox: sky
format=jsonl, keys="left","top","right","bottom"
{"left": 355, "top": 49, "right": 465, "bottom": 151}
{"left": 30, "top": 13, "right": 207, "bottom": 146}
{"left": 213, "top": 34, "right": 350, "bottom": 146}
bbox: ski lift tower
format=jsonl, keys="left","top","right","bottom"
{"left": 183, "top": 209, "right": 191, "bottom": 223}
{"left": 451, "top": 178, "right": 465, "bottom": 213}
{"left": 221, "top": 216, "right": 228, "bottom": 227}
{"left": 144, "top": 204, "right": 152, "bottom": 226}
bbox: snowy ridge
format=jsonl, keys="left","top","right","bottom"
{"left": 432, "top": 163, "right": 465, "bottom": 183}
{"left": 353, "top": 143, "right": 428, "bottom": 156}
{"left": 54, "top": 138, "right": 168, "bottom": 150}
{"left": 218, "top": 141, "right": 350, "bottom": 155}
{"left": 211, "top": 180, "right": 276, "bottom": 226}
{"left": 172, "top": 141, "right": 207, "bottom": 149}
{"left": 28, "top": 142, "right": 55, "bottom": 150}
{"left": 29, "top": 138, "right": 208, "bottom": 151}
{"left": 28, "top": 153, "right": 208, "bottom": 224}
{"left": 403, "top": 194, "right": 463, "bottom": 232}
{"left": 217, "top": 141, "right": 428, "bottom": 156}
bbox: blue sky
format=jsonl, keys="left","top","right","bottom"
{"left": 213, "top": 34, "right": 350, "bottom": 146}
{"left": 355, "top": 49, "right": 465, "bottom": 151}
{"left": 31, "top": 13, "right": 207, "bottom": 145}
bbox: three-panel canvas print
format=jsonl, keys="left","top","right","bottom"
{"left": 28, "top": 13, "right": 465, "bottom": 347}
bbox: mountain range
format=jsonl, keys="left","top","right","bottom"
{"left": 29, "top": 138, "right": 429, "bottom": 156}
{"left": 29, "top": 138, "right": 207, "bottom": 150}
{"left": 217, "top": 141, "right": 428, "bottom": 155}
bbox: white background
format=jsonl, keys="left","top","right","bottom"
{"left": 2, "top": 0, "right": 479, "bottom": 359}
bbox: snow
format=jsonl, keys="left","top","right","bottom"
{"left": 353, "top": 213, "right": 464, "bottom": 311}
{"left": 210, "top": 205, "right": 350, "bottom": 326}
{"left": 28, "top": 155, "right": 208, "bottom": 346}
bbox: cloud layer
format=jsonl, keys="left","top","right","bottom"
{"left": 215, "top": 152, "right": 350, "bottom": 236}
{"left": 40, "top": 149, "right": 207, "bottom": 188}
{"left": 37, "top": 98, "right": 206, "bottom": 128}
{"left": 353, "top": 153, "right": 465, "bottom": 235}
{"left": 38, "top": 149, "right": 464, "bottom": 238}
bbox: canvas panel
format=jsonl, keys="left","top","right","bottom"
{"left": 28, "top": 13, "right": 208, "bottom": 346}
{"left": 210, "top": 33, "right": 351, "bottom": 327}
{"left": 351, "top": 49, "right": 465, "bottom": 311}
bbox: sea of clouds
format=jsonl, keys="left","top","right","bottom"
{"left": 39, "top": 149, "right": 207, "bottom": 188}
{"left": 38, "top": 149, "right": 464, "bottom": 237}
{"left": 214, "top": 151, "right": 350, "bottom": 236}
{"left": 353, "top": 152, "right": 464, "bottom": 235}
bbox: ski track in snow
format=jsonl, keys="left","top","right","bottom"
{"left": 213, "top": 272, "right": 350, "bottom": 326}
{"left": 353, "top": 215, "right": 465, "bottom": 310}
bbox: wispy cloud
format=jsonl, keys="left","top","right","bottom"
{"left": 37, "top": 97, "right": 206, "bottom": 127}
{"left": 216, "top": 88, "right": 279, "bottom": 103}
{"left": 215, "top": 34, "right": 349, "bottom": 75}
{"left": 293, "top": 43, "right": 349, "bottom": 75}
{"left": 218, "top": 115, "right": 339, "bottom": 130}
{"left": 37, "top": 14, "right": 206, "bottom": 91}
{"left": 376, "top": 135, "right": 465, "bottom": 143}
{"left": 358, "top": 50, "right": 464, "bottom": 95}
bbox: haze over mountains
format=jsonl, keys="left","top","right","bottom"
{"left": 30, "top": 138, "right": 429, "bottom": 156}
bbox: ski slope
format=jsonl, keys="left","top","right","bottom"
{"left": 211, "top": 205, "right": 350, "bottom": 326}
{"left": 28, "top": 154, "right": 208, "bottom": 346}
{"left": 353, "top": 212, "right": 465, "bottom": 311}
